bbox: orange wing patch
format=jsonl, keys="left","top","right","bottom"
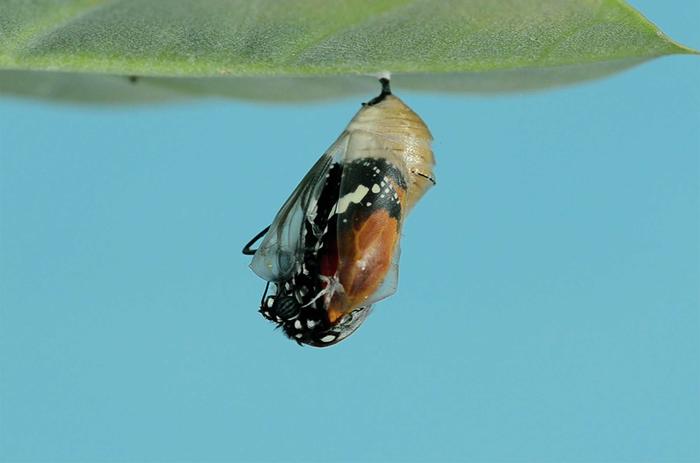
{"left": 328, "top": 209, "right": 401, "bottom": 323}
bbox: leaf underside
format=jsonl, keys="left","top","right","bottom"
{"left": 0, "top": 0, "right": 695, "bottom": 103}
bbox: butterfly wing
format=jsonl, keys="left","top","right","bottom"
{"left": 324, "top": 134, "right": 408, "bottom": 323}
{"left": 250, "top": 135, "right": 349, "bottom": 282}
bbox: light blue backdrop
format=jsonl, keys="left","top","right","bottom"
{"left": 1, "top": 1, "right": 698, "bottom": 462}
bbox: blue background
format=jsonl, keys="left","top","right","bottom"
{"left": 1, "top": 1, "right": 698, "bottom": 462}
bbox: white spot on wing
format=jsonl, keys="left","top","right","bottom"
{"left": 306, "top": 198, "right": 318, "bottom": 223}
{"left": 335, "top": 185, "right": 369, "bottom": 214}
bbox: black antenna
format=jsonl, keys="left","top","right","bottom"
{"left": 364, "top": 78, "right": 392, "bottom": 106}
{"left": 242, "top": 225, "right": 270, "bottom": 255}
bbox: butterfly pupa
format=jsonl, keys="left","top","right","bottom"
{"left": 243, "top": 78, "right": 435, "bottom": 347}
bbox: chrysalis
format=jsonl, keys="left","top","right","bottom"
{"left": 243, "top": 78, "right": 435, "bottom": 347}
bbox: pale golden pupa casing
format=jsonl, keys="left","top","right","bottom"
{"left": 343, "top": 94, "right": 436, "bottom": 213}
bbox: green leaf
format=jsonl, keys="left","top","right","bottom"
{"left": 0, "top": 0, "right": 696, "bottom": 103}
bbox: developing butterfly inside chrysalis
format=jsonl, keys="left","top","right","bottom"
{"left": 242, "top": 78, "right": 436, "bottom": 347}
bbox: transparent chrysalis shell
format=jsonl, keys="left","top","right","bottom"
{"left": 244, "top": 79, "right": 435, "bottom": 347}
